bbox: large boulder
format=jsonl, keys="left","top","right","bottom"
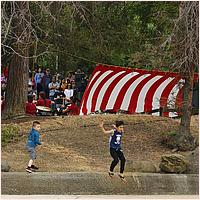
{"left": 185, "top": 147, "right": 199, "bottom": 174}
{"left": 1, "top": 160, "right": 11, "bottom": 172}
{"left": 159, "top": 154, "right": 189, "bottom": 173}
{"left": 126, "top": 160, "right": 158, "bottom": 173}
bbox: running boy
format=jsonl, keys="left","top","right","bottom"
{"left": 25, "top": 121, "right": 42, "bottom": 173}
{"left": 100, "top": 120, "right": 126, "bottom": 179}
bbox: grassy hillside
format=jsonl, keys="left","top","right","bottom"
{"left": 1, "top": 114, "right": 198, "bottom": 172}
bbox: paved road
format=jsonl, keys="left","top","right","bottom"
{"left": 1, "top": 172, "right": 199, "bottom": 195}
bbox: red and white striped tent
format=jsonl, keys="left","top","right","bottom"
{"left": 80, "top": 64, "right": 198, "bottom": 117}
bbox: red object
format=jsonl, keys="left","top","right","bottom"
{"left": 36, "top": 99, "right": 52, "bottom": 107}
{"left": 1, "top": 100, "right": 5, "bottom": 111}
{"left": 3, "top": 66, "right": 8, "bottom": 78}
{"left": 26, "top": 102, "right": 36, "bottom": 115}
{"left": 80, "top": 64, "right": 198, "bottom": 118}
{"left": 67, "top": 103, "right": 79, "bottom": 115}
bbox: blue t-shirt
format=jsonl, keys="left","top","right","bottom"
{"left": 34, "top": 73, "right": 44, "bottom": 84}
{"left": 109, "top": 129, "right": 123, "bottom": 150}
{"left": 26, "top": 128, "right": 42, "bottom": 148}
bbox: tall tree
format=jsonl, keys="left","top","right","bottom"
{"left": 1, "top": 1, "right": 58, "bottom": 118}
{"left": 2, "top": 2, "right": 31, "bottom": 118}
{"left": 164, "top": 1, "right": 199, "bottom": 150}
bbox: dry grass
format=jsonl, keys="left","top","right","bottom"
{"left": 1, "top": 114, "right": 199, "bottom": 172}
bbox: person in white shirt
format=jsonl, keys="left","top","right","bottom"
{"left": 48, "top": 77, "right": 60, "bottom": 101}
{"left": 64, "top": 83, "right": 74, "bottom": 101}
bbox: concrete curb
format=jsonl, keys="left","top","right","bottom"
{"left": 1, "top": 172, "right": 199, "bottom": 195}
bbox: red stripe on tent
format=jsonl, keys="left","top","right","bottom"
{"left": 175, "top": 86, "right": 184, "bottom": 116}
{"left": 81, "top": 69, "right": 106, "bottom": 115}
{"left": 90, "top": 71, "right": 117, "bottom": 113}
{"left": 80, "top": 64, "right": 198, "bottom": 117}
{"left": 160, "top": 77, "right": 181, "bottom": 117}
{"left": 144, "top": 76, "right": 169, "bottom": 113}
{"left": 112, "top": 73, "right": 143, "bottom": 112}
{"left": 128, "top": 74, "right": 156, "bottom": 114}
{"left": 100, "top": 71, "right": 130, "bottom": 111}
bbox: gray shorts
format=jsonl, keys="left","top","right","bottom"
{"left": 26, "top": 146, "right": 36, "bottom": 160}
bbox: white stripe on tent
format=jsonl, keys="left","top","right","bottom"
{"left": 120, "top": 74, "right": 151, "bottom": 111}
{"left": 86, "top": 70, "right": 113, "bottom": 115}
{"left": 152, "top": 79, "right": 183, "bottom": 118}
{"left": 94, "top": 71, "right": 126, "bottom": 112}
{"left": 136, "top": 75, "right": 162, "bottom": 113}
{"left": 166, "top": 80, "right": 184, "bottom": 118}
{"left": 152, "top": 77, "right": 175, "bottom": 110}
{"left": 105, "top": 72, "right": 139, "bottom": 110}
{"left": 169, "top": 112, "right": 178, "bottom": 118}
{"left": 87, "top": 71, "right": 101, "bottom": 88}
{"left": 152, "top": 112, "right": 160, "bottom": 116}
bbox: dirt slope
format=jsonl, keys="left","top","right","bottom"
{"left": 1, "top": 114, "right": 199, "bottom": 172}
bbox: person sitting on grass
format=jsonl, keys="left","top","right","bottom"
{"left": 36, "top": 91, "right": 52, "bottom": 108}
{"left": 64, "top": 83, "right": 74, "bottom": 102}
{"left": 58, "top": 96, "right": 79, "bottom": 116}
{"left": 26, "top": 95, "right": 36, "bottom": 115}
{"left": 99, "top": 120, "right": 126, "bottom": 180}
{"left": 25, "top": 121, "right": 42, "bottom": 173}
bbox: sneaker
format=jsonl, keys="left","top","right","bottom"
{"left": 26, "top": 166, "right": 32, "bottom": 173}
{"left": 109, "top": 171, "right": 114, "bottom": 177}
{"left": 31, "top": 165, "right": 39, "bottom": 170}
{"left": 118, "top": 174, "right": 125, "bottom": 180}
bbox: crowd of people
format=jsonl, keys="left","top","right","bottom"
{"left": 1, "top": 65, "right": 89, "bottom": 116}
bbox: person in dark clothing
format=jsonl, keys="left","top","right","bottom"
{"left": 42, "top": 68, "right": 52, "bottom": 99}
{"left": 100, "top": 120, "right": 126, "bottom": 180}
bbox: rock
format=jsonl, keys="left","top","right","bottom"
{"left": 171, "top": 148, "right": 178, "bottom": 153}
{"left": 159, "top": 154, "right": 189, "bottom": 173}
{"left": 185, "top": 147, "right": 199, "bottom": 174}
{"left": 1, "top": 160, "right": 11, "bottom": 172}
{"left": 126, "top": 160, "right": 158, "bottom": 173}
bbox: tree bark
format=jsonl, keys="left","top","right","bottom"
{"left": 176, "top": 69, "right": 196, "bottom": 151}
{"left": 2, "top": 2, "right": 30, "bottom": 119}
{"left": 2, "top": 55, "right": 29, "bottom": 118}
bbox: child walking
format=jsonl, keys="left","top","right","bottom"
{"left": 25, "top": 121, "right": 42, "bottom": 173}
{"left": 100, "top": 120, "right": 126, "bottom": 180}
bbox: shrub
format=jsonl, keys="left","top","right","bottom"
{"left": 161, "top": 131, "right": 178, "bottom": 149}
{"left": 2, "top": 124, "right": 20, "bottom": 146}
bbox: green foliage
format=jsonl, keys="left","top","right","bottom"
{"left": 2, "top": 124, "right": 20, "bottom": 145}
{"left": 2, "top": 2, "right": 179, "bottom": 72}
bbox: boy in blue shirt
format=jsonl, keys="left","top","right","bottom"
{"left": 26, "top": 121, "right": 42, "bottom": 173}
{"left": 100, "top": 120, "right": 126, "bottom": 180}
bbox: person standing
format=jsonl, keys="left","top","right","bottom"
{"left": 100, "top": 120, "right": 126, "bottom": 180}
{"left": 42, "top": 68, "right": 52, "bottom": 99}
{"left": 34, "top": 68, "right": 44, "bottom": 99}
{"left": 25, "top": 121, "right": 42, "bottom": 173}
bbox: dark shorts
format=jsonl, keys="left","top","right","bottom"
{"left": 26, "top": 145, "right": 36, "bottom": 160}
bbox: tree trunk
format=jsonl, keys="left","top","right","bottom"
{"left": 174, "top": 2, "right": 198, "bottom": 151}
{"left": 2, "top": 55, "right": 29, "bottom": 119}
{"left": 176, "top": 70, "right": 196, "bottom": 151}
{"left": 162, "top": 1, "right": 198, "bottom": 151}
{"left": 2, "top": 2, "right": 30, "bottom": 119}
